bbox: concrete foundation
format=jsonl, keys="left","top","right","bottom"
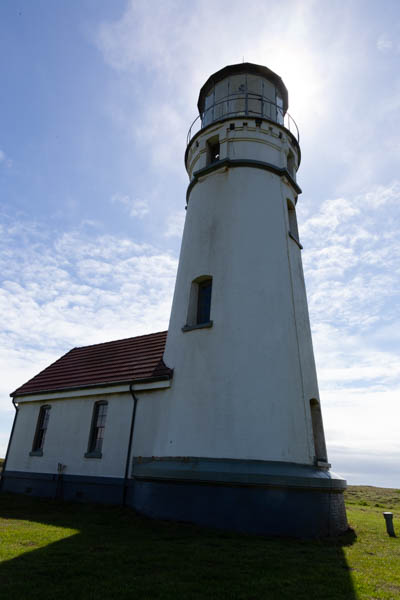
{"left": 2, "top": 457, "right": 347, "bottom": 538}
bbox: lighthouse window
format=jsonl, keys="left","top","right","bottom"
{"left": 207, "top": 136, "right": 220, "bottom": 165}
{"left": 310, "top": 399, "right": 328, "bottom": 463}
{"left": 287, "top": 199, "right": 300, "bottom": 242}
{"left": 287, "top": 151, "right": 295, "bottom": 178}
{"left": 183, "top": 276, "right": 213, "bottom": 331}
{"left": 276, "top": 94, "right": 284, "bottom": 124}
{"left": 197, "top": 278, "right": 212, "bottom": 325}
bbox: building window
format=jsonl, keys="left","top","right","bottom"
{"left": 207, "top": 136, "right": 220, "bottom": 165}
{"left": 287, "top": 151, "right": 295, "bottom": 178}
{"left": 86, "top": 401, "right": 108, "bottom": 458}
{"left": 197, "top": 278, "right": 212, "bottom": 325}
{"left": 31, "top": 405, "right": 51, "bottom": 456}
{"left": 287, "top": 199, "right": 301, "bottom": 246}
{"left": 310, "top": 399, "right": 328, "bottom": 463}
{"left": 183, "top": 275, "right": 213, "bottom": 332}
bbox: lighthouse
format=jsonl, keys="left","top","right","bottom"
{"left": 131, "top": 62, "right": 348, "bottom": 537}
{"left": 2, "top": 62, "right": 347, "bottom": 538}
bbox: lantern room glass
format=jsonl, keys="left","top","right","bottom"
{"left": 202, "top": 74, "right": 284, "bottom": 128}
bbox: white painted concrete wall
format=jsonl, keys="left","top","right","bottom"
{"left": 186, "top": 120, "right": 298, "bottom": 180}
{"left": 6, "top": 392, "right": 134, "bottom": 478}
{"left": 156, "top": 113, "right": 324, "bottom": 466}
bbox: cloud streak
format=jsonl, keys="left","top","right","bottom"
{"left": 0, "top": 212, "right": 178, "bottom": 448}
{"left": 299, "top": 181, "right": 400, "bottom": 483}
{"left": 111, "top": 193, "right": 149, "bottom": 218}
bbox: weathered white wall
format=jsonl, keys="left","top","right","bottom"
{"left": 155, "top": 116, "right": 323, "bottom": 465}
{"left": 186, "top": 119, "right": 298, "bottom": 180}
{"left": 6, "top": 392, "right": 134, "bottom": 478}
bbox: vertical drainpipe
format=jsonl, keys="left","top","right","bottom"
{"left": 0, "top": 397, "right": 19, "bottom": 492}
{"left": 122, "top": 382, "right": 139, "bottom": 507}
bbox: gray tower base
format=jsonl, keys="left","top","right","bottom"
{"left": 128, "top": 457, "right": 348, "bottom": 538}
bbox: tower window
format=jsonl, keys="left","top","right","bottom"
{"left": 287, "top": 151, "right": 295, "bottom": 178}
{"left": 197, "top": 278, "right": 212, "bottom": 324}
{"left": 310, "top": 399, "right": 328, "bottom": 463}
{"left": 31, "top": 405, "right": 51, "bottom": 456}
{"left": 287, "top": 199, "right": 300, "bottom": 243}
{"left": 207, "top": 136, "right": 220, "bottom": 165}
{"left": 183, "top": 276, "right": 213, "bottom": 331}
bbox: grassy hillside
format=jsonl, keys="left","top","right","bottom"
{"left": 0, "top": 486, "right": 399, "bottom": 599}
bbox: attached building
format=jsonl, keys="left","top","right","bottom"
{"left": 3, "top": 331, "right": 172, "bottom": 503}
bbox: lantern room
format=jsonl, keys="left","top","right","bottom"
{"left": 198, "top": 62, "right": 288, "bottom": 128}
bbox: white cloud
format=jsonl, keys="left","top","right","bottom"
{"left": 323, "top": 387, "right": 400, "bottom": 487}
{"left": 111, "top": 193, "right": 149, "bottom": 218}
{"left": 0, "top": 213, "right": 178, "bottom": 453}
{"left": 0, "top": 148, "right": 12, "bottom": 168}
{"left": 164, "top": 210, "right": 186, "bottom": 239}
{"left": 302, "top": 181, "right": 400, "bottom": 329}
{"left": 377, "top": 33, "right": 393, "bottom": 52}
{"left": 297, "top": 181, "right": 400, "bottom": 483}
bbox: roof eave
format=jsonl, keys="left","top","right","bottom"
{"left": 10, "top": 372, "right": 173, "bottom": 399}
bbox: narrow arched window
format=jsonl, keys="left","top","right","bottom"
{"left": 31, "top": 405, "right": 51, "bottom": 455}
{"left": 86, "top": 401, "right": 108, "bottom": 458}
{"left": 310, "top": 399, "right": 328, "bottom": 463}
{"left": 197, "top": 278, "right": 212, "bottom": 324}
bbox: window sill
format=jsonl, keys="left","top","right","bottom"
{"left": 84, "top": 451, "right": 102, "bottom": 459}
{"left": 29, "top": 450, "right": 43, "bottom": 457}
{"left": 182, "top": 320, "right": 213, "bottom": 332}
{"left": 288, "top": 231, "right": 303, "bottom": 249}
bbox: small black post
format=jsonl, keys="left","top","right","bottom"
{"left": 383, "top": 512, "right": 396, "bottom": 537}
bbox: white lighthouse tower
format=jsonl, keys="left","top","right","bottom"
{"left": 132, "top": 63, "right": 347, "bottom": 537}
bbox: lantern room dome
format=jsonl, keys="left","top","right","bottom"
{"left": 197, "top": 62, "right": 289, "bottom": 129}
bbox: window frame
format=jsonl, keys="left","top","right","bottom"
{"left": 206, "top": 136, "right": 220, "bottom": 166}
{"left": 182, "top": 275, "right": 213, "bottom": 332}
{"left": 287, "top": 150, "right": 295, "bottom": 178}
{"left": 196, "top": 278, "right": 212, "bottom": 325}
{"left": 287, "top": 199, "right": 303, "bottom": 249}
{"left": 310, "top": 398, "right": 328, "bottom": 464}
{"left": 85, "top": 400, "right": 108, "bottom": 459}
{"left": 30, "top": 405, "right": 51, "bottom": 457}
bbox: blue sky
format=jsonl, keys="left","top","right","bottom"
{"left": 1, "top": 0, "right": 400, "bottom": 487}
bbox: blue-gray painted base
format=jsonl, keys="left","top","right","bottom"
{"left": 2, "top": 471, "right": 125, "bottom": 505}
{"left": 2, "top": 458, "right": 348, "bottom": 537}
{"left": 130, "top": 479, "right": 346, "bottom": 538}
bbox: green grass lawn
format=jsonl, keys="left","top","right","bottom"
{"left": 0, "top": 486, "right": 399, "bottom": 600}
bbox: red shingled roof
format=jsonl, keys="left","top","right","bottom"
{"left": 11, "top": 331, "right": 172, "bottom": 397}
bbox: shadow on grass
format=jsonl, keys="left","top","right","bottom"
{"left": 0, "top": 493, "right": 356, "bottom": 600}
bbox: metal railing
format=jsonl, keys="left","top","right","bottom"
{"left": 187, "top": 93, "right": 299, "bottom": 145}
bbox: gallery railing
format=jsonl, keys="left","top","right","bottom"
{"left": 187, "top": 93, "right": 299, "bottom": 145}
